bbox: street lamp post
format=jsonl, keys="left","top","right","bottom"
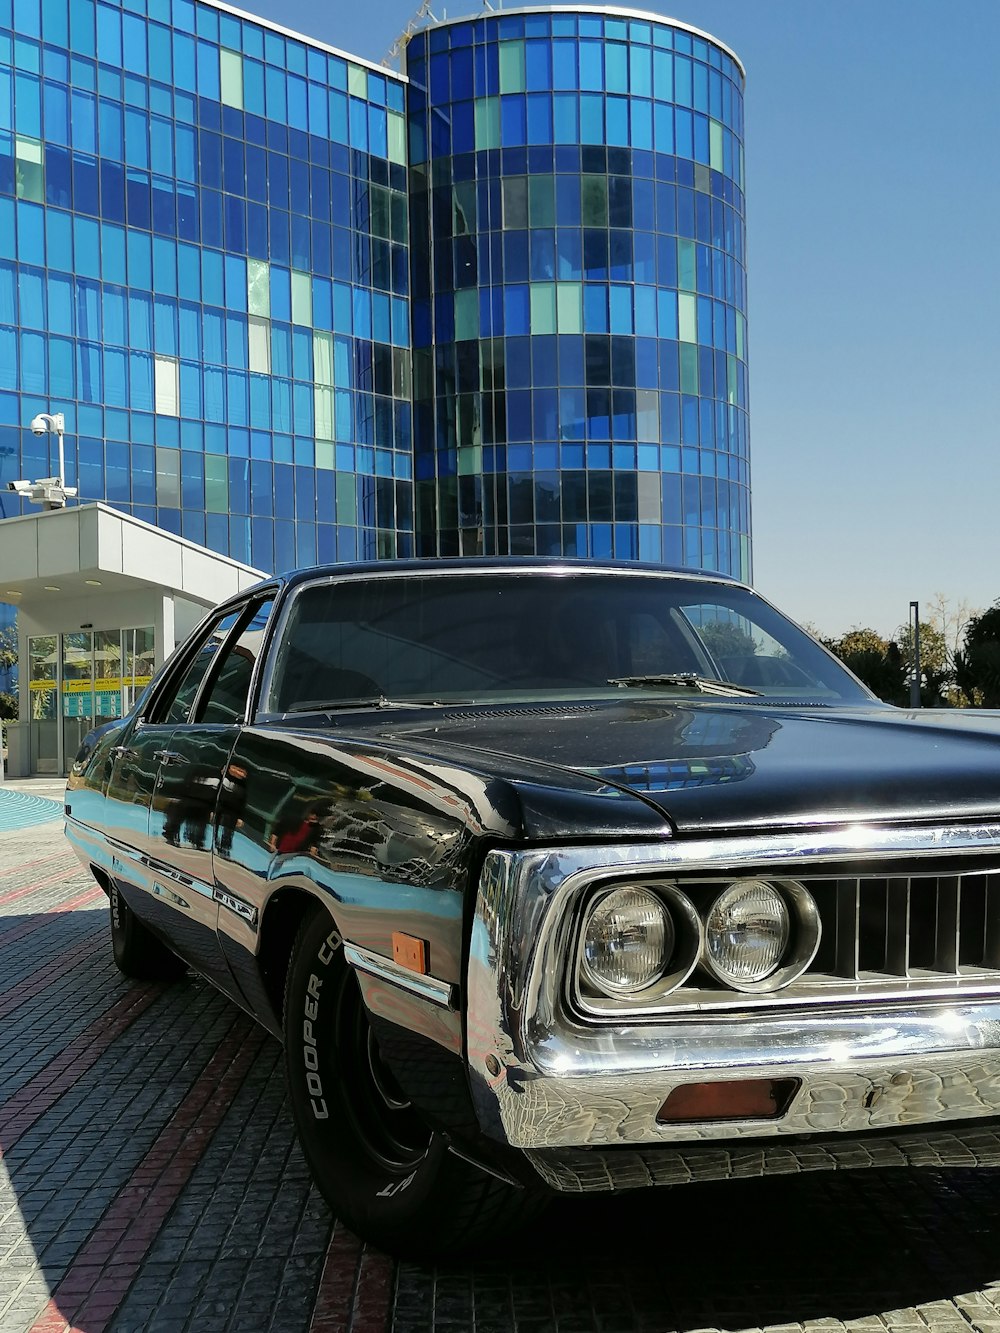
{"left": 909, "top": 600, "right": 921, "bottom": 709}
{"left": 6, "top": 411, "right": 78, "bottom": 509}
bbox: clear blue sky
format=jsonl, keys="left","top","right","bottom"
{"left": 247, "top": 0, "right": 1000, "bottom": 639}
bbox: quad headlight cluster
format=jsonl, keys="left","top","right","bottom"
{"left": 579, "top": 877, "right": 822, "bottom": 1000}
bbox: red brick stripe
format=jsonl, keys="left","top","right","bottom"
{"left": 0, "top": 864, "right": 84, "bottom": 909}
{"left": 310, "top": 1224, "right": 393, "bottom": 1333}
{"left": 25, "top": 1017, "right": 266, "bottom": 1333}
{"left": 0, "top": 886, "right": 104, "bottom": 948}
{"left": 0, "top": 928, "right": 106, "bottom": 1019}
{"left": 0, "top": 983, "right": 161, "bottom": 1146}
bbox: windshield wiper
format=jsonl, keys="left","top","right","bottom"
{"left": 284, "top": 696, "right": 442, "bottom": 713}
{"left": 608, "top": 673, "right": 761, "bottom": 698}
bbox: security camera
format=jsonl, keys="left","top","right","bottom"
{"left": 29, "top": 414, "right": 47, "bottom": 436}
{"left": 7, "top": 479, "right": 32, "bottom": 493}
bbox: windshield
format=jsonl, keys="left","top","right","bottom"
{"left": 262, "top": 571, "right": 873, "bottom": 712}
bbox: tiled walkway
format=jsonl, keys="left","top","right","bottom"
{"left": 5, "top": 816, "right": 1000, "bottom": 1331}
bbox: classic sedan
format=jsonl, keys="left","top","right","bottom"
{"left": 65, "top": 560, "right": 1000, "bottom": 1254}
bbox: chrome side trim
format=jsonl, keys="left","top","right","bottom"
{"left": 213, "top": 886, "right": 259, "bottom": 929}
{"left": 465, "top": 826, "right": 1000, "bottom": 1152}
{"left": 344, "top": 942, "right": 458, "bottom": 1011}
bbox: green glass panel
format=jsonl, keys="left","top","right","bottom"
{"left": 388, "top": 111, "right": 406, "bottom": 165}
{"left": 680, "top": 342, "right": 699, "bottom": 394}
{"left": 502, "top": 178, "right": 527, "bottom": 229}
{"left": 475, "top": 98, "right": 500, "bottom": 151}
{"left": 291, "top": 270, "right": 312, "bottom": 327}
{"left": 313, "top": 330, "right": 334, "bottom": 385}
{"left": 530, "top": 283, "right": 556, "bottom": 335}
{"left": 636, "top": 389, "right": 659, "bottom": 442}
{"left": 315, "top": 386, "right": 334, "bottom": 440}
{"left": 677, "top": 293, "right": 697, "bottom": 344}
{"left": 499, "top": 40, "right": 525, "bottom": 94}
{"left": 727, "top": 354, "right": 738, "bottom": 405}
{"left": 709, "top": 119, "right": 723, "bottom": 173}
{"left": 458, "top": 445, "right": 482, "bottom": 476}
{"left": 315, "top": 440, "right": 335, "bottom": 470}
{"left": 15, "top": 136, "right": 44, "bottom": 203}
{"left": 528, "top": 175, "right": 555, "bottom": 228}
{"left": 348, "top": 64, "right": 367, "bottom": 99}
{"left": 556, "top": 283, "right": 582, "bottom": 334}
{"left": 336, "top": 473, "right": 356, "bottom": 526}
{"left": 455, "top": 288, "right": 478, "bottom": 341}
{"left": 205, "top": 454, "right": 229, "bottom": 512}
{"left": 220, "top": 49, "right": 243, "bottom": 111}
{"left": 677, "top": 238, "right": 696, "bottom": 292}
{"left": 247, "top": 258, "right": 270, "bottom": 316}
{"left": 580, "top": 175, "right": 607, "bottom": 227}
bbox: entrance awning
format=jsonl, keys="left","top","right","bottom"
{"left": 0, "top": 502, "right": 264, "bottom": 609}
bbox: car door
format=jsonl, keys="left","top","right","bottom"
{"left": 101, "top": 607, "right": 245, "bottom": 875}
{"left": 142, "top": 594, "right": 276, "bottom": 986}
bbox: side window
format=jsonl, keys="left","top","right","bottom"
{"left": 158, "top": 611, "right": 243, "bottom": 726}
{"left": 197, "top": 597, "right": 275, "bottom": 725}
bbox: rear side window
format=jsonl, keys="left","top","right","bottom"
{"left": 159, "top": 610, "right": 243, "bottom": 725}
{"left": 198, "top": 597, "right": 275, "bottom": 724}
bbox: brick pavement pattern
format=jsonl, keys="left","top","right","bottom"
{"left": 6, "top": 813, "right": 1000, "bottom": 1331}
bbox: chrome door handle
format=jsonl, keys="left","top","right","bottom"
{"left": 153, "top": 750, "right": 184, "bottom": 764}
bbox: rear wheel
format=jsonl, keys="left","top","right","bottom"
{"left": 283, "top": 906, "right": 544, "bottom": 1256}
{"left": 109, "top": 882, "right": 186, "bottom": 981}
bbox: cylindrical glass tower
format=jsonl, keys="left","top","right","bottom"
{"left": 404, "top": 6, "right": 750, "bottom": 578}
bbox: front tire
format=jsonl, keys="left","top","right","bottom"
{"left": 283, "top": 906, "right": 542, "bottom": 1256}
{"left": 109, "top": 881, "right": 186, "bottom": 981}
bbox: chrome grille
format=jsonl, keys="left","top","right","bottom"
{"left": 809, "top": 871, "right": 1000, "bottom": 980}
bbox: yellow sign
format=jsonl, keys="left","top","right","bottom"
{"left": 29, "top": 679, "right": 55, "bottom": 691}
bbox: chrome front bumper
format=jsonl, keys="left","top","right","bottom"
{"left": 465, "top": 829, "right": 1000, "bottom": 1174}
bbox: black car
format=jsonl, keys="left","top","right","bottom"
{"left": 66, "top": 560, "right": 1000, "bottom": 1254}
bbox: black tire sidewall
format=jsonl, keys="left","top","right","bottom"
{"left": 109, "top": 881, "right": 136, "bottom": 971}
{"left": 284, "top": 908, "right": 449, "bottom": 1239}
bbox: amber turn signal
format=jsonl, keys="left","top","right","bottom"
{"left": 392, "top": 931, "right": 429, "bottom": 974}
{"left": 656, "top": 1077, "right": 800, "bottom": 1124}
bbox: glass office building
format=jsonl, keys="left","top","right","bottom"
{"left": 0, "top": 1, "right": 750, "bottom": 580}
{"left": 0, "top": 0, "right": 413, "bottom": 572}
{"left": 405, "top": 8, "right": 750, "bottom": 575}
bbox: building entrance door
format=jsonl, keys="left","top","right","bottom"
{"left": 27, "top": 626, "right": 155, "bottom": 775}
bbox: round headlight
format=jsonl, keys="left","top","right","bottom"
{"left": 704, "top": 880, "right": 790, "bottom": 989}
{"left": 582, "top": 886, "right": 673, "bottom": 994}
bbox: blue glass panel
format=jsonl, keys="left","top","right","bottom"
{"left": 16, "top": 200, "right": 44, "bottom": 264}
{"left": 43, "top": 78, "right": 68, "bottom": 143}
{"left": 578, "top": 39, "right": 602, "bottom": 91}
{"left": 579, "top": 93, "right": 603, "bottom": 144}
{"left": 148, "top": 23, "right": 172, "bottom": 84}
{"left": 103, "top": 285, "right": 126, "bottom": 343}
{"left": 173, "top": 31, "right": 195, "bottom": 93}
{"left": 128, "top": 291, "right": 152, "bottom": 349}
{"left": 606, "top": 96, "right": 628, "bottom": 147}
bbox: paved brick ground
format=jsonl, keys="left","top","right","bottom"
{"left": 7, "top": 810, "right": 1000, "bottom": 1332}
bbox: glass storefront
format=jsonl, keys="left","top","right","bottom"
{"left": 27, "top": 626, "right": 154, "bottom": 775}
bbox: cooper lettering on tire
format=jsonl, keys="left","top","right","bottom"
{"left": 282, "top": 906, "right": 542, "bottom": 1256}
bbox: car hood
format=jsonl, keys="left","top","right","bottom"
{"left": 375, "top": 700, "right": 1000, "bottom": 834}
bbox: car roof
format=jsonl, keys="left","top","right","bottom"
{"left": 273, "top": 557, "right": 744, "bottom": 596}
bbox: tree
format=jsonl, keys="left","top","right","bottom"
{"left": 0, "top": 625, "right": 16, "bottom": 722}
{"left": 955, "top": 603, "right": 1000, "bottom": 708}
{"left": 823, "top": 628, "right": 907, "bottom": 705}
